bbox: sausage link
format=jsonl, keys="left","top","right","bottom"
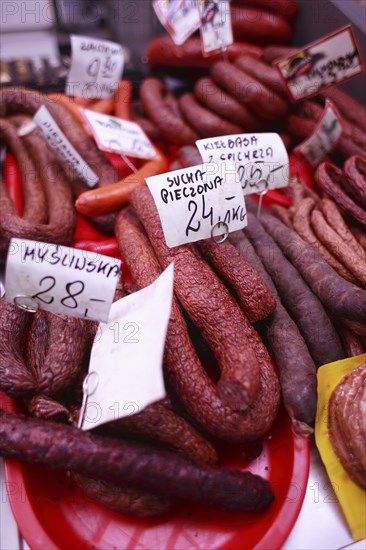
{"left": 230, "top": 6, "right": 293, "bottom": 44}
{"left": 0, "top": 296, "right": 36, "bottom": 395}
{"left": 116, "top": 206, "right": 279, "bottom": 441}
{"left": 194, "top": 77, "right": 263, "bottom": 131}
{"left": 27, "top": 395, "right": 74, "bottom": 423}
{"left": 127, "top": 197, "right": 261, "bottom": 412}
{"left": 292, "top": 198, "right": 359, "bottom": 284}
{"left": 179, "top": 92, "right": 243, "bottom": 137}
{"left": 350, "top": 226, "right": 366, "bottom": 252}
{"left": 146, "top": 36, "right": 262, "bottom": 70}
{"left": 261, "top": 45, "right": 295, "bottom": 64}
{"left": 232, "top": 0, "right": 297, "bottom": 18}
{"left": 140, "top": 78, "right": 199, "bottom": 145}
{"left": 0, "top": 410, "right": 274, "bottom": 513}
{"left": 0, "top": 119, "right": 47, "bottom": 223}
{"left": 0, "top": 118, "right": 76, "bottom": 253}
{"left": 211, "top": 61, "right": 288, "bottom": 120}
{"left": 315, "top": 163, "right": 366, "bottom": 229}
{"left": 197, "top": 239, "right": 276, "bottom": 322}
{"left": 109, "top": 399, "right": 218, "bottom": 465}
{"left": 129, "top": 190, "right": 280, "bottom": 431}
{"left": 234, "top": 54, "right": 286, "bottom": 95}
{"left": 321, "top": 87, "right": 366, "bottom": 133}
{"left": 245, "top": 211, "right": 344, "bottom": 367}
{"left": 343, "top": 155, "right": 366, "bottom": 207}
{"left": 259, "top": 209, "right": 366, "bottom": 323}
{"left": 311, "top": 209, "right": 366, "bottom": 287}
{"left": 229, "top": 229, "right": 316, "bottom": 435}
{"left": 337, "top": 325, "right": 365, "bottom": 358}
{"left": 320, "top": 198, "right": 366, "bottom": 261}
{"left": 26, "top": 311, "right": 92, "bottom": 396}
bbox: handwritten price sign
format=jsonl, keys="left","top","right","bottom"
{"left": 5, "top": 239, "right": 121, "bottom": 322}
{"left": 66, "top": 35, "right": 124, "bottom": 98}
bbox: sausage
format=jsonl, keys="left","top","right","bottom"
{"left": 73, "top": 474, "right": 174, "bottom": 517}
{"left": 116, "top": 205, "right": 279, "bottom": 441}
{"left": 350, "top": 225, "right": 366, "bottom": 252}
{"left": 27, "top": 395, "right": 74, "bottom": 423}
{"left": 232, "top": 0, "right": 297, "bottom": 19}
{"left": 328, "top": 363, "right": 366, "bottom": 489}
{"left": 210, "top": 61, "right": 288, "bottom": 120}
{"left": 320, "top": 198, "right": 366, "bottom": 261}
{"left": 26, "top": 310, "right": 91, "bottom": 396}
{"left": 337, "top": 325, "right": 365, "bottom": 358}
{"left": 292, "top": 198, "right": 358, "bottom": 284}
{"left": 139, "top": 78, "right": 199, "bottom": 145}
{"left": 311, "top": 209, "right": 366, "bottom": 287}
{"left": 0, "top": 296, "right": 36, "bottom": 395}
{"left": 0, "top": 119, "right": 47, "bottom": 223}
{"left": 245, "top": 211, "right": 344, "bottom": 367}
{"left": 343, "top": 156, "right": 366, "bottom": 207}
{"left": 0, "top": 119, "right": 76, "bottom": 253}
{"left": 230, "top": 6, "right": 293, "bottom": 44}
{"left": 178, "top": 92, "right": 243, "bottom": 137}
{"left": 146, "top": 36, "right": 262, "bottom": 70}
{"left": 129, "top": 189, "right": 280, "bottom": 423}
{"left": 234, "top": 54, "right": 286, "bottom": 96}
{"left": 197, "top": 239, "right": 276, "bottom": 322}
{"left": 109, "top": 399, "right": 218, "bottom": 465}
{"left": 0, "top": 410, "right": 274, "bottom": 513}
{"left": 177, "top": 145, "right": 203, "bottom": 167}
{"left": 269, "top": 204, "right": 293, "bottom": 228}
{"left": 194, "top": 76, "right": 263, "bottom": 131}
{"left": 259, "top": 209, "right": 366, "bottom": 323}
{"left": 229, "top": 229, "right": 316, "bottom": 436}
{"left": 315, "top": 162, "right": 366, "bottom": 229}
{"left": 126, "top": 198, "right": 262, "bottom": 413}
{"left": 75, "top": 154, "right": 168, "bottom": 217}
{"left": 114, "top": 80, "right": 133, "bottom": 120}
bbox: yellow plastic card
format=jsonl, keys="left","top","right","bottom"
{"left": 316, "top": 353, "right": 366, "bottom": 541}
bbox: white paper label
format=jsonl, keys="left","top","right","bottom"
{"left": 81, "top": 263, "right": 174, "bottom": 431}
{"left": 153, "top": 0, "right": 200, "bottom": 45}
{"left": 295, "top": 101, "right": 343, "bottom": 167}
{"left": 34, "top": 106, "right": 98, "bottom": 187}
{"left": 196, "top": 133, "right": 289, "bottom": 195}
{"left": 66, "top": 35, "right": 124, "bottom": 98}
{"left": 83, "top": 109, "right": 157, "bottom": 160}
{"left": 275, "top": 25, "right": 364, "bottom": 101}
{"left": 146, "top": 161, "right": 246, "bottom": 248}
{"left": 5, "top": 239, "right": 121, "bottom": 322}
{"left": 198, "top": 0, "right": 233, "bottom": 55}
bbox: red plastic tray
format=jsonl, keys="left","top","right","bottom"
{"left": 1, "top": 392, "right": 309, "bottom": 550}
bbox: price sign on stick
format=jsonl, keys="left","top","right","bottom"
{"left": 66, "top": 35, "right": 124, "bottom": 98}
{"left": 34, "top": 106, "right": 99, "bottom": 187}
{"left": 153, "top": 0, "right": 200, "bottom": 45}
{"left": 196, "top": 133, "right": 289, "bottom": 195}
{"left": 5, "top": 239, "right": 121, "bottom": 322}
{"left": 83, "top": 109, "right": 157, "bottom": 160}
{"left": 146, "top": 161, "right": 246, "bottom": 248}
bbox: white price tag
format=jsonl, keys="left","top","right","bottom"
{"left": 146, "top": 161, "right": 246, "bottom": 248}
{"left": 5, "top": 239, "right": 121, "bottom": 323}
{"left": 198, "top": 0, "right": 233, "bottom": 55}
{"left": 275, "top": 25, "right": 364, "bottom": 101}
{"left": 196, "top": 133, "right": 289, "bottom": 195}
{"left": 153, "top": 0, "right": 200, "bottom": 45}
{"left": 81, "top": 263, "right": 174, "bottom": 431}
{"left": 83, "top": 109, "right": 157, "bottom": 160}
{"left": 66, "top": 35, "right": 124, "bottom": 98}
{"left": 295, "top": 100, "right": 343, "bottom": 167}
{"left": 34, "top": 106, "right": 98, "bottom": 187}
